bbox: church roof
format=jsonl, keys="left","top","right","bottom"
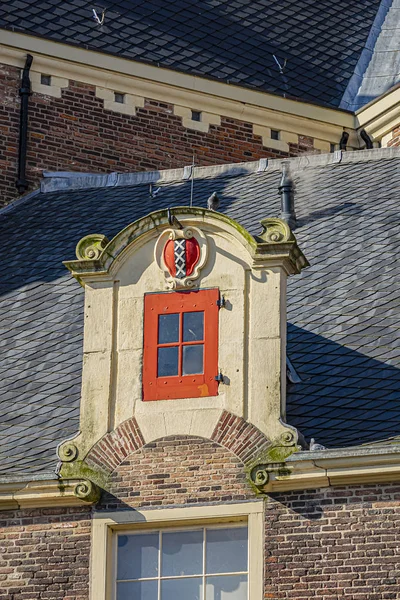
{"left": 0, "top": 0, "right": 387, "bottom": 108}
{"left": 1, "top": 147, "right": 400, "bottom": 477}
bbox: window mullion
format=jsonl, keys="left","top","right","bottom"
{"left": 158, "top": 531, "right": 162, "bottom": 600}
{"left": 178, "top": 312, "right": 183, "bottom": 377}
{"left": 203, "top": 527, "right": 207, "bottom": 600}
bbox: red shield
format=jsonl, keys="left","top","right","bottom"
{"left": 164, "top": 237, "right": 200, "bottom": 279}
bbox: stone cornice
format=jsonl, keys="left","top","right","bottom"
{"left": 0, "top": 478, "right": 101, "bottom": 510}
{"left": 0, "top": 31, "right": 358, "bottom": 148}
{"left": 356, "top": 84, "right": 400, "bottom": 140}
{"left": 250, "top": 445, "right": 400, "bottom": 493}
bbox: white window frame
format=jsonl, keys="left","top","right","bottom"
{"left": 90, "top": 501, "right": 264, "bottom": 600}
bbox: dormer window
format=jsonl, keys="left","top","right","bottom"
{"left": 143, "top": 289, "right": 219, "bottom": 401}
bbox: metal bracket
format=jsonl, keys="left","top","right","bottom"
{"left": 216, "top": 295, "right": 226, "bottom": 308}
{"left": 257, "top": 157, "right": 268, "bottom": 172}
{"left": 182, "top": 165, "right": 194, "bottom": 180}
{"left": 214, "top": 372, "right": 224, "bottom": 383}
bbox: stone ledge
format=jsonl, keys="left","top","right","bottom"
{"left": 256, "top": 444, "right": 400, "bottom": 492}
{"left": 0, "top": 478, "right": 100, "bottom": 510}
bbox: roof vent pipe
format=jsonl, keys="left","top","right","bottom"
{"left": 279, "top": 161, "right": 296, "bottom": 230}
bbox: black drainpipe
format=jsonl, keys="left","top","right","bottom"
{"left": 16, "top": 54, "right": 33, "bottom": 194}
{"left": 360, "top": 129, "right": 374, "bottom": 149}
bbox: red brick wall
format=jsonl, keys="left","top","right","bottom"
{"left": 1, "top": 458, "right": 400, "bottom": 598}
{"left": 85, "top": 411, "right": 272, "bottom": 476}
{"left": 0, "top": 62, "right": 319, "bottom": 207}
{"left": 388, "top": 126, "right": 400, "bottom": 147}
{"left": 0, "top": 63, "right": 20, "bottom": 206}
{"left": 99, "top": 435, "right": 254, "bottom": 510}
{"left": 265, "top": 484, "right": 400, "bottom": 599}
{"left": 0, "top": 506, "right": 91, "bottom": 600}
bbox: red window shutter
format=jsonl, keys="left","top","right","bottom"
{"left": 143, "top": 289, "right": 219, "bottom": 401}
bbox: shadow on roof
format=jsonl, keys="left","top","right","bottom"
{"left": 287, "top": 323, "right": 400, "bottom": 449}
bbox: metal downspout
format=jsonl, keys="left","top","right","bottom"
{"left": 16, "top": 54, "right": 33, "bottom": 194}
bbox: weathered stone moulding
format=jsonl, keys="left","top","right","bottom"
{"left": 60, "top": 207, "right": 309, "bottom": 490}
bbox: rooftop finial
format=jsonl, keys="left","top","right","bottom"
{"left": 278, "top": 161, "right": 296, "bottom": 229}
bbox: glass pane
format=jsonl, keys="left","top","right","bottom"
{"left": 117, "top": 580, "right": 158, "bottom": 600}
{"left": 161, "top": 577, "right": 203, "bottom": 600}
{"left": 162, "top": 530, "right": 203, "bottom": 576}
{"left": 206, "top": 575, "right": 247, "bottom": 600}
{"left": 158, "top": 313, "right": 179, "bottom": 344}
{"left": 183, "top": 312, "right": 204, "bottom": 342}
{"left": 182, "top": 345, "right": 203, "bottom": 375}
{"left": 158, "top": 347, "right": 178, "bottom": 377}
{"left": 117, "top": 533, "right": 159, "bottom": 580}
{"left": 206, "top": 528, "right": 248, "bottom": 574}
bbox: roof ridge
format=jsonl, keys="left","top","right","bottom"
{"left": 38, "top": 147, "right": 400, "bottom": 194}
{"left": 1, "top": 148, "right": 399, "bottom": 212}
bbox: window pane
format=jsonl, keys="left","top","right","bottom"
{"left": 158, "top": 313, "right": 179, "bottom": 344}
{"left": 206, "top": 528, "right": 248, "bottom": 574}
{"left": 182, "top": 345, "right": 203, "bottom": 375}
{"left": 206, "top": 575, "right": 247, "bottom": 600}
{"left": 161, "top": 577, "right": 203, "bottom": 600}
{"left": 117, "top": 533, "right": 159, "bottom": 580}
{"left": 183, "top": 311, "right": 204, "bottom": 342}
{"left": 117, "top": 580, "right": 158, "bottom": 600}
{"left": 158, "top": 347, "right": 178, "bottom": 377}
{"left": 162, "top": 530, "right": 203, "bottom": 576}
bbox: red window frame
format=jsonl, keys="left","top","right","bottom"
{"left": 143, "top": 288, "right": 219, "bottom": 401}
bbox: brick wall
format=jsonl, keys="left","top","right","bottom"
{"left": 1, "top": 452, "right": 400, "bottom": 598}
{"left": 0, "top": 63, "right": 20, "bottom": 206}
{"left": 265, "top": 484, "right": 400, "bottom": 599}
{"left": 99, "top": 435, "right": 254, "bottom": 510}
{"left": 0, "top": 62, "right": 319, "bottom": 207}
{"left": 0, "top": 506, "right": 91, "bottom": 600}
{"left": 388, "top": 126, "right": 400, "bottom": 147}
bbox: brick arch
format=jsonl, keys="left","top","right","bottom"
{"left": 85, "top": 410, "right": 272, "bottom": 475}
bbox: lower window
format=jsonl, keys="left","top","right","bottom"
{"left": 115, "top": 525, "right": 248, "bottom": 600}
{"left": 91, "top": 503, "right": 263, "bottom": 600}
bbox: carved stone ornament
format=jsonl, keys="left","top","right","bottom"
{"left": 75, "top": 234, "right": 110, "bottom": 260}
{"left": 280, "top": 430, "right": 296, "bottom": 446}
{"left": 257, "top": 218, "right": 293, "bottom": 243}
{"left": 74, "top": 480, "right": 101, "bottom": 503}
{"left": 250, "top": 464, "right": 270, "bottom": 488}
{"left": 155, "top": 226, "right": 208, "bottom": 289}
{"left": 57, "top": 441, "right": 78, "bottom": 462}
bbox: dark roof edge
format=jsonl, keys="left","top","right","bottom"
{"left": 0, "top": 188, "right": 40, "bottom": 215}
{"left": 35, "top": 147, "right": 400, "bottom": 195}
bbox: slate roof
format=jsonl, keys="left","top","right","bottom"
{"left": 340, "top": 0, "right": 400, "bottom": 111}
{"left": 0, "top": 0, "right": 383, "bottom": 108}
{"left": 1, "top": 147, "right": 400, "bottom": 476}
